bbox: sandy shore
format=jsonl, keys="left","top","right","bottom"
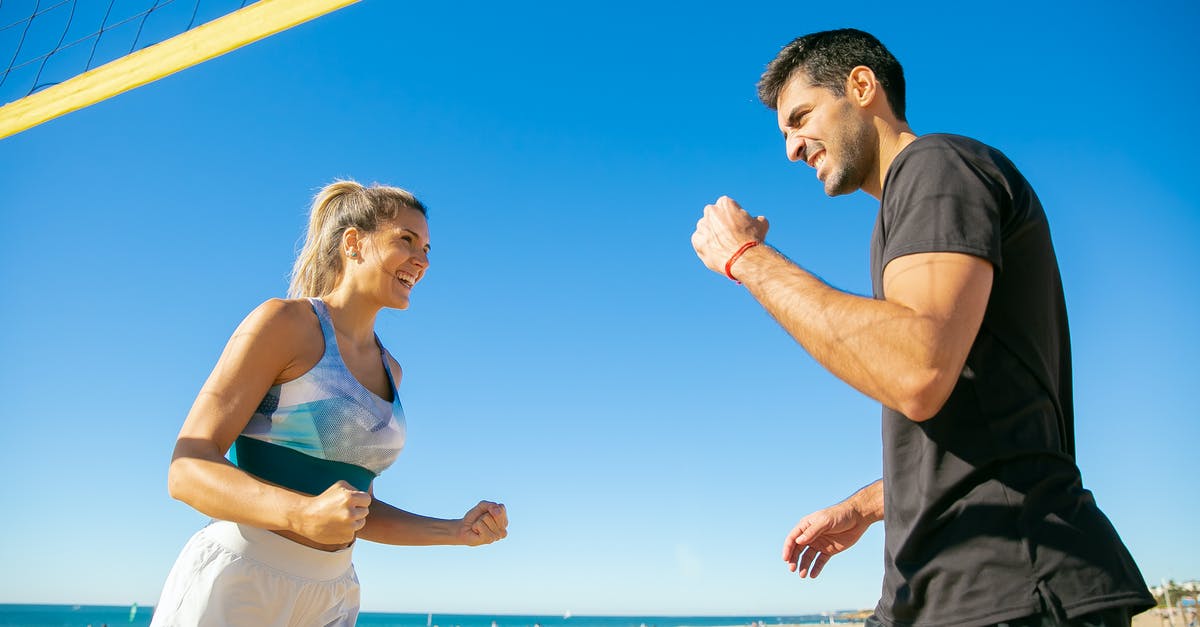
{"left": 1133, "top": 609, "right": 1195, "bottom": 627}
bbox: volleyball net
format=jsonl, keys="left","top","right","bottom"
{"left": 0, "top": 0, "right": 360, "bottom": 139}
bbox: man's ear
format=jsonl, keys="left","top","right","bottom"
{"left": 846, "top": 65, "right": 880, "bottom": 110}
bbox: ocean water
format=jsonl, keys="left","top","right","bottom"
{"left": 0, "top": 605, "right": 845, "bottom": 627}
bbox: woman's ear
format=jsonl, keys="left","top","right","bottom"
{"left": 342, "top": 227, "right": 363, "bottom": 261}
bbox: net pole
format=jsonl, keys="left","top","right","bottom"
{"left": 0, "top": 0, "right": 361, "bottom": 140}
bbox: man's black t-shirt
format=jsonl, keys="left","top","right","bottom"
{"left": 869, "top": 134, "right": 1154, "bottom": 626}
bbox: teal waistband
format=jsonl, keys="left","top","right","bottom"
{"left": 232, "top": 436, "right": 376, "bottom": 495}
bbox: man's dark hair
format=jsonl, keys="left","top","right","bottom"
{"left": 757, "top": 28, "right": 906, "bottom": 121}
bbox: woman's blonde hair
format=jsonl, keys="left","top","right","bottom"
{"left": 288, "top": 179, "right": 427, "bottom": 298}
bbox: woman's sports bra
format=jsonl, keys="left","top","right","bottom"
{"left": 232, "top": 298, "right": 406, "bottom": 494}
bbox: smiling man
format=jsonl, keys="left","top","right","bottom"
{"left": 691, "top": 29, "right": 1154, "bottom": 627}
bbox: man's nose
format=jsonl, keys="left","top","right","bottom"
{"left": 786, "top": 135, "right": 805, "bottom": 163}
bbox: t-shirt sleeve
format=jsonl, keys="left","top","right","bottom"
{"left": 880, "top": 142, "right": 1005, "bottom": 272}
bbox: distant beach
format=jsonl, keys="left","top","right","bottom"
{"left": 1132, "top": 608, "right": 1196, "bottom": 627}
{"left": 0, "top": 606, "right": 868, "bottom": 627}
{"left": 13, "top": 604, "right": 1181, "bottom": 627}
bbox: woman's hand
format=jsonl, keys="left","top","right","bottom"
{"left": 292, "top": 480, "right": 373, "bottom": 545}
{"left": 455, "top": 501, "right": 508, "bottom": 546}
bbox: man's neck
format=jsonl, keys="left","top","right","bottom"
{"left": 862, "top": 123, "right": 918, "bottom": 200}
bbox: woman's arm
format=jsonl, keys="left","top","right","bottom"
{"left": 167, "top": 299, "right": 370, "bottom": 546}
{"left": 358, "top": 498, "right": 508, "bottom": 546}
{"left": 360, "top": 354, "right": 508, "bottom": 547}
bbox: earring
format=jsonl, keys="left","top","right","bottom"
{"left": 348, "top": 251, "right": 358, "bottom": 258}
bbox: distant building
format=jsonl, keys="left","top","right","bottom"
{"left": 1151, "top": 580, "right": 1200, "bottom": 607}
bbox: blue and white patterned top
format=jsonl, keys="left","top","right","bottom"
{"left": 239, "top": 298, "right": 406, "bottom": 476}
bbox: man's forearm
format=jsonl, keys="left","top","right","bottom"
{"left": 734, "top": 244, "right": 948, "bottom": 418}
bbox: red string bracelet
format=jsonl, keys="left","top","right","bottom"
{"left": 724, "top": 241, "right": 760, "bottom": 283}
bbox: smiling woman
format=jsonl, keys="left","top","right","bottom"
{"left": 289, "top": 181, "right": 430, "bottom": 306}
{"left": 150, "top": 180, "right": 508, "bottom": 627}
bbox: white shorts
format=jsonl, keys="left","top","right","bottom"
{"left": 150, "top": 520, "right": 360, "bottom": 627}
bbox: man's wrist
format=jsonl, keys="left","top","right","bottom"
{"left": 724, "top": 240, "right": 760, "bottom": 283}
{"left": 848, "top": 479, "right": 885, "bottom": 523}
{"left": 726, "top": 240, "right": 771, "bottom": 284}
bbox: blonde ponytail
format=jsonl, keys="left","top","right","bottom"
{"left": 288, "top": 179, "right": 427, "bottom": 298}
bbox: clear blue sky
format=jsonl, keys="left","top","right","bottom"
{"left": 1, "top": 0, "right": 1197, "bottom": 617}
